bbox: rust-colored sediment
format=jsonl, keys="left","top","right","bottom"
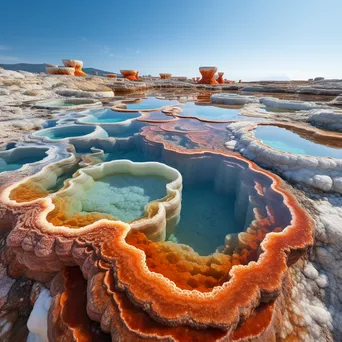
{"left": 48, "top": 267, "right": 111, "bottom": 341}
{"left": 2, "top": 133, "right": 313, "bottom": 340}
{"left": 47, "top": 197, "right": 115, "bottom": 228}
{"left": 9, "top": 182, "right": 49, "bottom": 202}
{"left": 160, "top": 73, "right": 172, "bottom": 79}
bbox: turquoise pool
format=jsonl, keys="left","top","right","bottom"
{"left": 123, "top": 97, "right": 179, "bottom": 110}
{"left": 80, "top": 109, "right": 141, "bottom": 123}
{"left": 254, "top": 125, "right": 342, "bottom": 158}
{"left": 82, "top": 174, "right": 168, "bottom": 222}
{"left": 74, "top": 143, "right": 256, "bottom": 255}
{"left": 178, "top": 102, "right": 265, "bottom": 122}
{"left": 35, "top": 125, "right": 96, "bottom": 140}
{"left": 0, "top": 148, "right": 49, "bottom": 173}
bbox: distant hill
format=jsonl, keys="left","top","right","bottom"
{"left": 0, "top": 63, "right": 117, "bottom": 76}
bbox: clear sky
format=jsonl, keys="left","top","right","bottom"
{"left": 1, "top": 0, "right": 341, "bottom": 80}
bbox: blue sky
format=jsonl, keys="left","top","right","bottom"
{"left": 1, "top": 0, "right": 341, "bottom": 80}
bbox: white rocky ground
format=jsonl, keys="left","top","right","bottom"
{"left": 1, "top": 69, "right": 342, "bottom": 341}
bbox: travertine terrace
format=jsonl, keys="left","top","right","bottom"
{"left": 1, "top": 67, "right": 342, "bottom": 341}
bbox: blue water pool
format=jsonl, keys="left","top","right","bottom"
{"left": 123, "top": 97, "right": 179, "bottom": 110}
{"left": 178, "top": 102, "right": 259, "bottom": 122}
{"left": 75, "top": 143, "right": 256, "bottom": 255}
{"left": 35, "top": 125, "right": 96, "bottom": 140}
{"left": 173, "top": 182, "right": 241, "bottom": 255}
{"left": 80, "top": 109, "right": 141, "bottom": 123}
{"left": 42, "top": 119, "right": 58, "bottom": 128}
{"left": 254, "top": 125, "right": 342, "bottom": 158}
{"left": 0, "top": 147, "right": 49, "bottom": 173}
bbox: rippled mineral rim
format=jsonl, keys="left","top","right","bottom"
{"left": 2, "top": 159, "right": 182, "bottom": 234}
{"left": 95, "top": 151, "right": 312, "bottom": 330}
{"left": 136, "top": 110, "right": 180, "bottom": 123}
{"left": 34, "top": 98, "right": 102, "bottom": 110}
{"left": 0, "top": 145, "right": 60, "bottom": 175}
{"left": 1, "top": 145, "right": 312, "bottom": 331}
{"left": 76, "top": 107, "right": 146, "bottom": 126}
{"left": 239, "top": 121, "right": 342, "bottom": 161}
{"left": 112, "top": 96, "right": 181, "bottom": 113}
{"left": 31, "top": 124, "right": 108, "bottom": 143}
{"left": 45, "top": 66, "right": 75, "bottom": 74}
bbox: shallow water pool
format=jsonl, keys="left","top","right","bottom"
{"left": 82, "top": 174, "right": 168, "bottom": 222}
{"left": 80, "top": 109, "right": 141, "bottom": 123}
{"left": 254, "top": 125, "right": 342, "bottom": 158}
{"left": 0, "top": 148, "right": 49, "bottom": 173}
{"left": 123, "top": 97, "right": 179, "bottom": 110}
{"left": 35, "top": 125, "right": 96, "bottom": 140}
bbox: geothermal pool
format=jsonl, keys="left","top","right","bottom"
{"left": 0, "top": 92, "right": 317, "bottom": 341}
{"left": 79, "top": 108, "right": 141, "bottom": 123}
{"left": 123, "top": 96, "right": 180, "bottom": 110}
{"left": 35, "top": 124, "right": 97, "bottom": 140}
{"left": 82, "top": 174, "right": 168, "bottom": 222}
{"left": 0, "top": 147, "right": 49, "bottom": 173}
{"left": 0, "top": 154, "right": 46, "bottom": 173}
{"left": 178, "top": 102, "right": 242, "bottom": 121}
{"left": 254, "top": 125, "right": 342, "bottom": 158}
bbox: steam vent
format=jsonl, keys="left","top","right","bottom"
{"left": 198, "top": 66, "right": 219, "bottom": 84}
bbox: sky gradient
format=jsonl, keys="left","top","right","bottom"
{"left": 1, "top": 0, "right": 341, "bottom": 80}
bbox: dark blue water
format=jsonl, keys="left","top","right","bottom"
{"left": 174, "top": 182, "right": 240, "bottom": 255}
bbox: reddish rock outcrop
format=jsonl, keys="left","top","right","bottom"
{"left": 62, "top": 60, "right": 87, "bottom": 76}
{"left": 105, "top": 74, "right": 117, "bottom": 78}
{"left": 217, "top": 72, "right": 225, "bottom": 84}
{"left": 198, "top": 66, "right": 219, "bottom": 85}
{"left": 120, "top": 70, "right": 139, "bottom": 81}
{"left": 160, "top": 73, "right": 172, "bottom": 79}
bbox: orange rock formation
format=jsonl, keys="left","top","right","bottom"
{"left": 198, "top": 66, "right": 219, "bottom": 85}
{"left": 160, "top": 73, "right": 172, "bottom": 79}
{"left": 120, "top": 70, "right": 139, "bottom": 81}
{"left": 217, "top": 72, "right": 224, "bottom": 84}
